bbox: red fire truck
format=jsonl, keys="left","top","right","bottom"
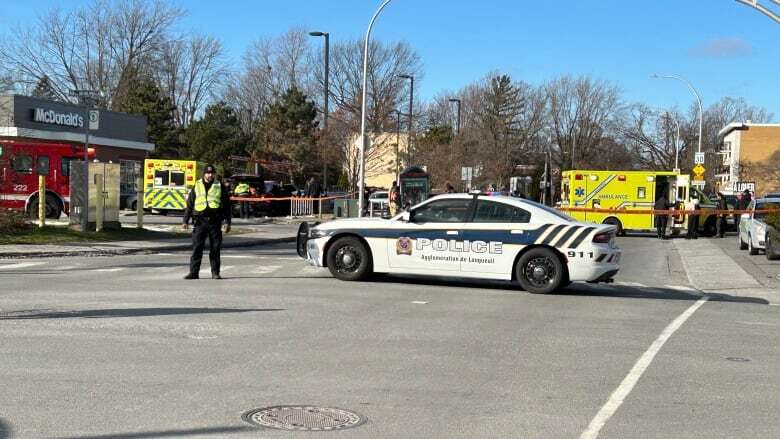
{"left": 0, "top": 140, "right": 94, "bottom": 218}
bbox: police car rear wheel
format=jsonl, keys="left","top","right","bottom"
{"left": 327, "top": 237, "right": 371, "bottom": 281}
{"left": 515, "top": 248, "right": 564, "bottom": 294}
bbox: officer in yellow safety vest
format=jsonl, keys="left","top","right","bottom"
{"left": 182, "top": 164, "right": 232, "bottom": 279}
{"left": 233, "top": 182, "right": 251, "bottom": 219}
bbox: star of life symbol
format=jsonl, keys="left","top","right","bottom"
{"left": 575, "top": 187, "right": 585, "bottom": 197}
{"left": 396, "top": 237, "right": 413, "bottom": 255}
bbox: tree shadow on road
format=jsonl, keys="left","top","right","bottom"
{"left": 0, "top": 418, "right": 12, "bottom": 439}
{"left": 0, "top": 307, "right": 284, "bottom": 320}
{"left": 48, "top": 425, "right": 256, "bottom": 438}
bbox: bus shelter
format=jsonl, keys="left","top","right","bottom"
{"left": 399, "top": 166, "right": 430, "bottom": 208}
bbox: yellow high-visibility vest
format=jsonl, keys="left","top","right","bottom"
{"left": 194, "top": 180, "right": 222, "bottom": 211}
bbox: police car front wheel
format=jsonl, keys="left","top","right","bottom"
{"left": 326, "top": 236, "right": 372, "bottom": 281}
{"left": 515, "top": 248, "right": 564, "bottom": 294}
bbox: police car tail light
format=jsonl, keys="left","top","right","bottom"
{"left": 592, "top": 232, "right": 614, "bottom": 244}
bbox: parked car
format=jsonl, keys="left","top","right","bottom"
{"left": 368, "top": 190, "right": 389, "bottom": 216}
{"left": 765, "top": 212, "right": 780, "bottom": 260}
{"left": 738, "top": 197, "right": 780, "bottom": 256}
{"left": 249, "top": 181, "right": 298, "bottom": 216}
{"left": 226, "top": 174, "right": 266, "bottom": 217}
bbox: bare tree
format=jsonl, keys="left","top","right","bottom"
{"left": 546, "top": 75, "right": 622, "bottom": 170}
{"left": 620, "top": 104, "right": 683, "bottom": 170}
{"left": 156, "top": 34, "right": 226, "bottom": 127}
{"left": 0, "top": 0, "right": 181, "bottom": 107}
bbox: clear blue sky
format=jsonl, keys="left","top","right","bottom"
{"left": 3, "top": 0, "right": 779, "bottom": 120}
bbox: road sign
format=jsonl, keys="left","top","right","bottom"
{"left": 461, "top": 166, "right": 473, "bottom": 181}
{"left": 692, "top": 180, "right": 705, "bottom": 189}
{"left": 89, "top": 110, "right": 100, "bottom": 130}
{"left": 694, "top": 152, "right": 705, "bottom": 165}
{"left": 692, "top": 164, "right": 705, "bottom": 176}
{"left": 692, "top": 174, "right": 705, "bottom": 181}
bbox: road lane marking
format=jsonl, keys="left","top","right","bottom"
{"left": 0, "top": 262, "right": 45, "bottom": 270}
{"left": 252, "top": 266, "right": 282, "bottom": 274}
{"left": 579, "top": 296, "right": 709, "bottom": 439}
{"left": 411, "top": 301, "right": 429, "bottom": 304}
{"left": 93, "top": 268, "right": 124, "bottom": 272}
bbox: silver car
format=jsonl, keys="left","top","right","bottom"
{"left": 738, "top": 197, "right": 780, "bottom": 255}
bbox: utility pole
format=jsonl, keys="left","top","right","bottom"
{"left": 399, "top": 74, "right": 414, "bottom": 164}
{"left": 309, "top": 31, "right": 330, "bottom": 195}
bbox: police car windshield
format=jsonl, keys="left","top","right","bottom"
{"left": 520, "top": 198, "right": 574, "bottom": 221}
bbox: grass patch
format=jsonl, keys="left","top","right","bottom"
{"left": 0, "top": 225, "right": 188, "bottom": 245}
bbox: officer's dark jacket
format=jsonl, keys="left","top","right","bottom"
{"left": 182, "top": 179, "right": 232, "bottom": 225}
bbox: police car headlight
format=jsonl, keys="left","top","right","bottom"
{"left": 310, "top": 228, "right": 332, "bottom": 238}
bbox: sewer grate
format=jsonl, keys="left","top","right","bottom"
{"left": 242, "top": 405, "right": 365, "bottom": 431}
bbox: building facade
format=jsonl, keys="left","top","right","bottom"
{"left": 346, "top": 132, "right": 409, "bottom": 190}
{"left": 0, "top": 94, "right": 154, "bottom": 208}
{"left": 717, "top": 122, "right": 780, "bottom": 196}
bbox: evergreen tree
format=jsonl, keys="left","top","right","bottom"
{"left": 254, "top": 87, "right": 319, "bottom": 180}
{"left": 186, "top": 102, "right": 248, "bottom": 172}
{"left": 31, "top": 76, "right": 58, "bottom": 100}
{"left": 116, "top": 76, "right": 182, "bottom": 158}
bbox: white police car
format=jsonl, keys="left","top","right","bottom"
{"left": 297, "top": 194, "right": 621, "bottom": 294}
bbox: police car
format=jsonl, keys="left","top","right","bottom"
{"left": 297, "top": 194, "right": 621, "bottom": 294}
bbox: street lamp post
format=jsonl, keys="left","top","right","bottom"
{"left": 398, "top": 74, "right": 414, "bottom": 164}
{"left": 393, "top": 109, "right": 402, "bottom": 182}
{"left": 359, "top": 0, "right": 393, "bottom": 218}
{"left": 448, "top": 98, "right": 461, "bottom": 135}
{"left": 651, "top": 74, "right": 703, "bottom": 155}
{"left": 310, "top": 31, "right": 330, "bottom": 198}
{"left": 735, "top": 0, "right": 780, "bottom": 24}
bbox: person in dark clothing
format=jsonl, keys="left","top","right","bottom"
{"left": 182, "top": 165, "right": 232, "bottom": 279}
{"left": 685, "top": 197, "right": 700, "bottom": 240}
{"left": 306, "top": 177, "right": 321, "bottom": 197}
{"left": 654, "top": 194, "right": 670, "bottom": 239}
{"left": 736, "top": 189, "right": 752, "bottom": 229}
{"left": 716, "top": 192, "right": 728, "bottom": 238}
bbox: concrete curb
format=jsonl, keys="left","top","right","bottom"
{"left": 0, "top": 236, "right": 296, "bottom": 259}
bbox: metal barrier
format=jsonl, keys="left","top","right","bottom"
{"left": 291, "top": 197, "right": 315, "bottom": 217}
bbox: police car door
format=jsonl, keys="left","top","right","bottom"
{"left": 460, "top": 198, "right": 532, "bottom": 277}
{"left": 386, "top": 197, "right": 472, "bottom": 273}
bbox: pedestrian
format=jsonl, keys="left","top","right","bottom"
{"left": 389, "top": 181, "right": 401, "bottom": 217}
{"left": 182, "top": 165, "right": 232, "bottom": 280}
{"left": 736, "top": 189, "right": 752, "bottom": 229}
{"left": 654, "top": 192, "right": 670, "bottom": 239}
{"left": 716, "top": 192, "right": 728, "bottom": 238}
{"left": 306, "top": 176, "right": 321, "bottom": 198}
{"left": 233, "top": 180, "right": 250, "bottom": 219}
{"left": 445, "top": 182, "right": 456, "bottom": 194}
{"left": 685, "top": 196, "right": 700, "bottom": 240}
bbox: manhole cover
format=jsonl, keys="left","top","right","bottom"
{"left": 242, "top": 406, "right": 365, "bottom": 431}
{"left": 726, "top": 357, "right": 751, "bottom": 362}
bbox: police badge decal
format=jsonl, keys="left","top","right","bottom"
{"left": 396, "top": 237, "right": 413, "bottom": 255}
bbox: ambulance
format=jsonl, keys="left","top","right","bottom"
{"left": 143, "top": 159, "right": 205, "bottom": 213}
{"left": 560, "top": 170, "right": 718, "bottom": 236}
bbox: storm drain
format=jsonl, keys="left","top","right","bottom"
{"left": 242, "top": 405, "right": 365, "bottom": 431}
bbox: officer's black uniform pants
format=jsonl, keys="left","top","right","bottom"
{"left": 717, "top": 215, "right": 727, "bottom": 238}
{"left": 189, "top": 219, "right": 222, "bottom": 276}
{"left": 686, "top": 215, "right": 699, "bottom": 239}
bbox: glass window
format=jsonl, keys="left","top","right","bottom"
{"left": 61, "top": 157, "right": 73, "bottom": 177}
{"left": 36, "top": 155, "right": 50, "bottom": 176}
{"left": 412, "top": 199, "right": 472, "bottom": 223}
{"left": 637, "top": 187, "right": 646, "bottom": 199}
{"left": 154, "top": 170, "right": 169, "bottom": 186}
{"left": 473, "top": 200, "right": 530, "bottom": 223}
{"left": 170, "top": 171, "right": 185, "bottom": 186}
{"left": 755, "top": 202, "right": 779, "bottom": 220}
{"left": 12, "top": 155, "right": 33, "bottom": 173}
{"left": 521, "top": 198, "right": 575, "bottom": 221}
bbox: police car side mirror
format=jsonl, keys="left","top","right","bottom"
{"left": 400, "top": 211, "right": 411, "bottom": 222}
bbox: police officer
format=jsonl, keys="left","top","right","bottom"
{"left": 182, "top": 165, "right": 232, "bottom": 279}
{"left": 654, "top": 193, "right": 670, "bottom": 239}
{"left": 233, "top": 181, "right": 251, "bottom": 219}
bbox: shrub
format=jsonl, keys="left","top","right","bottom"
{"left": 0, "top": 209, "right": 30, "bottom": 234}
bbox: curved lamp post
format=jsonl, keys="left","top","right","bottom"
{"left": 735, "top": 0, "right": 780, "bottom": 24}
{"left": 359, "top": 0, "right": 393, "bottom": 217}
{"left": 651, "top": 74, "right": 703, "bottom": 155}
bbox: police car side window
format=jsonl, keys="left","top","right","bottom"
{"left": 473, "top": 201, "right": 530, "bottom": 223}
{"left": 412, "top": 199, "right": 472, "bottom": 223}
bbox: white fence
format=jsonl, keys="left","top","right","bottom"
{"left": 290, "top": 197, "right": 315, "bottom": 217}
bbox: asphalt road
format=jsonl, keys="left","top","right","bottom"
{"left": 0, "top": 237, "right": 778, "bottom": 438}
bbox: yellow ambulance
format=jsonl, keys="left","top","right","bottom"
{"left": 143, "top": 159, "right": 205, "bottom": 213}
{"left": 560, "top": 170, "right": 718, "bottom": 236}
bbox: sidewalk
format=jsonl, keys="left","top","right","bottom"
{"left": 0, "top": 222, "right": 301, "bottom": 259}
